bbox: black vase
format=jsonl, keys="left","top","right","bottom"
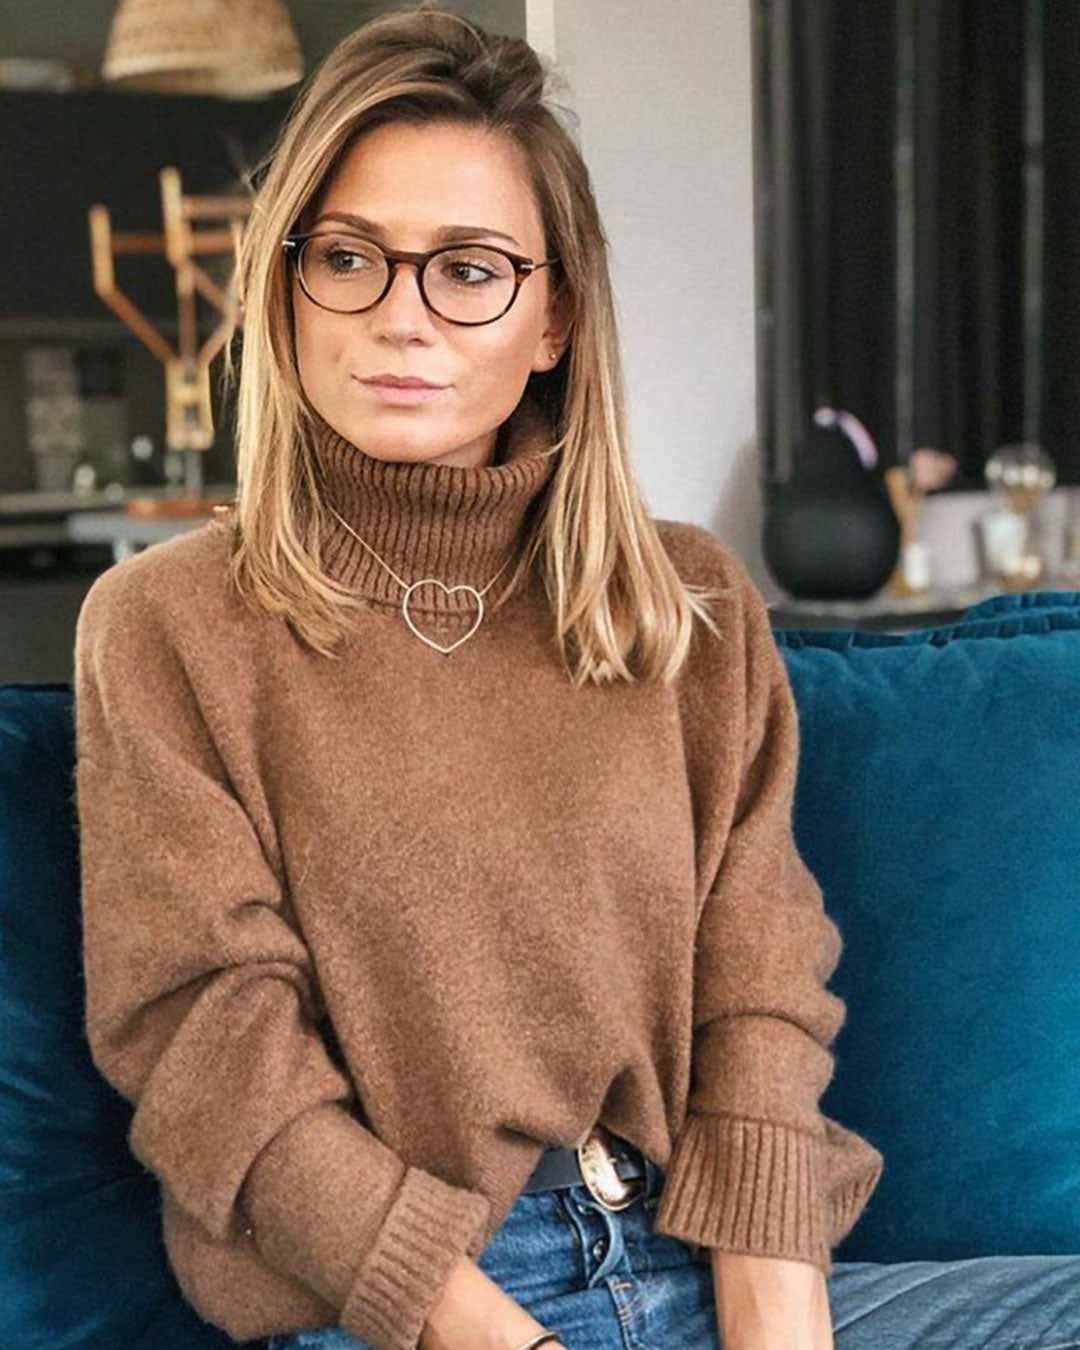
{"left": 762, "top": 426, "right": 901, "bottom": 600}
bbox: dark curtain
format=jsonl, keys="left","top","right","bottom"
{"left": 1042, "top": 2, "right": 1080, "bottom": 485}
{"left": 763, "top": 0, "right": 1080, "bottom": 489}
{"left": 814, "top": 2, "right": 897, "bottom": 464}
{"left": 766, "top": 0, "right": 896, "bottom": 486}
{"left": 910, "top": 0, "right": 1025, "bottom": 487}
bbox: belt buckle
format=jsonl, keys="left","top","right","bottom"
{"left": 575, "top": 1125, "right": 644, "bottom": 1212}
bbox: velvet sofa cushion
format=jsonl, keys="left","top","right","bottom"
{"left": 0, "top": 682, "right": 257, "bottom": 1349}
{"left": 774, "top": 600, "right": 1080, "bottom": 1263}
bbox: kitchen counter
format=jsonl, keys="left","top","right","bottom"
{"left": 0, "top": 484, "right": 234, "bottom": 517}
{"left": 0, "top": 487, "right": 235, "bottom": 564}
{"left": 66, "top": 509, "right": 217, "bottom": 559}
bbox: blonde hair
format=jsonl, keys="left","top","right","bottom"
{"left": 220, "top": 0, "right": 726, "bottom": 685}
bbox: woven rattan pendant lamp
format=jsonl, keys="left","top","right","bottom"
{"left": 102, "top": 0, "right": 303, "bottom": 99}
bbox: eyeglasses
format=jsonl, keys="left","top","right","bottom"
{"left": 282, "top": 231, "right": 561, "bottom": 327}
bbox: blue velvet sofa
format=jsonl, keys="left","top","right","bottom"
{"left": 2, "top": 587, "right": 1078, "bottom": 1347}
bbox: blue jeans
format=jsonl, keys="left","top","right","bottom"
{"left": 266, "top": 1157, "right": 1080, "bottom": 1349}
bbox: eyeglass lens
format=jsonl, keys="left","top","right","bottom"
{"left": 299, "top": 234, "right": 517, "bottom": 322}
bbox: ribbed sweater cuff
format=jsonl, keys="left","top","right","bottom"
{"left": 241, "top": 1102, "right": 491, "bottom": 1350}
{"left": 340, "top": 1166, "right": 492, "bottom": 1350}
{"left": 653, "top": 1113, "right": 835, "bottom": 1274}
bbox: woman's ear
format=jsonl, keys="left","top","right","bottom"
{"left": 540, "top": 283, "right": 575, "bottom": 366}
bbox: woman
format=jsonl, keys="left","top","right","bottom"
{"left": 75, "top": 7, "right": 1078, "bottom": 1350}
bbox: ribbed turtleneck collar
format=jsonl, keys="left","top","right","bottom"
{"left": 307, "top": 392, "right": 559, "bottom": 617}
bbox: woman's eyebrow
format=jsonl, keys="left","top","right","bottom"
{"left": 313, "top": 211, "right": 522, "bottom": 248}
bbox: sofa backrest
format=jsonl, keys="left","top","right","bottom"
{"left": 776, "top": 594, "right": 1080, "bottom": 1263}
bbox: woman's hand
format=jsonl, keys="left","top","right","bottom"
{"left": 419, "top": 1254, "right": 569, "bottom": 1350}
{"left": 710, "top": 1251, "right": 834, "bottom": 1350}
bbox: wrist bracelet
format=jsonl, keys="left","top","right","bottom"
{"left": 511, "top": 1333, "right": 560, "bottom": 1350}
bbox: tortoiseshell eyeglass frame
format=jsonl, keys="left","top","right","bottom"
{"left": 281, "top": 232, "right": 562, "bottom": 327}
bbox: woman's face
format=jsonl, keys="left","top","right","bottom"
{"left": 292, "top": 120, "right": 570, "bottom": 469}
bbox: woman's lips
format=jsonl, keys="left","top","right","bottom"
{"left": 355, "top": 377, "right": 447, "bottom": 406}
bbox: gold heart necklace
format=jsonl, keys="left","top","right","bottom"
{"left": 325, "top": 502, "right": 515, "bottom": 654}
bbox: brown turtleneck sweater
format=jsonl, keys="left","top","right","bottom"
{"left": 73, "top": 393, "right": 883, "bottom": 1350}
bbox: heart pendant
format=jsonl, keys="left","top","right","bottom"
{"left": 401, "top": 579, "right": 485, "bottom": 654}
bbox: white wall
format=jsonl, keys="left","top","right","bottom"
{"left": 530, "top": 0, "right": 769, "bottom": 590}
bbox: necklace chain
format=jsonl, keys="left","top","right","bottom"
{"left": 326, "top": 502, "right": 516, "bottom": 655}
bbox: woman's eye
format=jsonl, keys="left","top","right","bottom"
{"left": 442, "top": 259, "right": 497, "bottom": 285}
{"left": 326, "top": 248, "right": 367, "bottom": 273}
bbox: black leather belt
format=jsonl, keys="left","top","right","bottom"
{"left": 523, "top": 1124, "right": 648, "bottom": 1211}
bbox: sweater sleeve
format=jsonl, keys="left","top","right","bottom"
{"left": 651, "top": 559, "right": 884, "bottom": 1276}
{"left": 72, "top": 563, "right": 491, "bottom": 1350}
